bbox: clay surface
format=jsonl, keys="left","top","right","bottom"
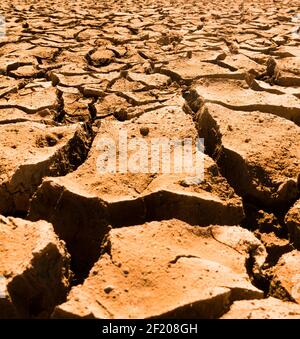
{"left": 0, "top": 0, "right": 299, "bottom": 319}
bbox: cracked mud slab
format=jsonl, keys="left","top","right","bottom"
{"left": 194, "top": 78, "right": 300, "bottom": 125}
{"left": 0, "top": 121, "right": 93, "bottom": 214}
{"left": 268, "top": 250, "right": 300, "bottom": 304}
{"left": 0, "top": 215, "right": 71, "bottom": 318}
{"left": 196, "top": 103, "right": 300, "bottom": 207}
{"left": 52, "top": 219, "right": 265, "bottom": 319}
{"left": 221, "top": 297, "right": 300, "bottom": 319}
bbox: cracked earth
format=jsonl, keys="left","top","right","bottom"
{"left": 0, "top": 0, "right": 300, "bottom": 319}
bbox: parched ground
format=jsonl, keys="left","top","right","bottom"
{"left": 0, "top": 0, "right": 300, "bottom": 319}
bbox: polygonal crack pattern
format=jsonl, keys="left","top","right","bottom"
{"left": 0, "top": 0, "right": 299, "bottom": 319}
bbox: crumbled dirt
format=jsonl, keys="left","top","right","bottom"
{"left": 0, "top": 0, "right": 299, "bottom": 319}
{"left": 285, "top": 199, "right": 300, "bottom": 248}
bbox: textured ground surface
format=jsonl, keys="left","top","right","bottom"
{"left": 0, "top": 0, "right": 300, "bottom": 318}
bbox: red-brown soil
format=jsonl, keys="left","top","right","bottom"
{"left": 0, "top": 0, "right": 299, "bottom": 319}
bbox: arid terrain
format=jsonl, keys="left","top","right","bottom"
{"left": 0, "top": 0, "right": 300, "bottom": 319}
